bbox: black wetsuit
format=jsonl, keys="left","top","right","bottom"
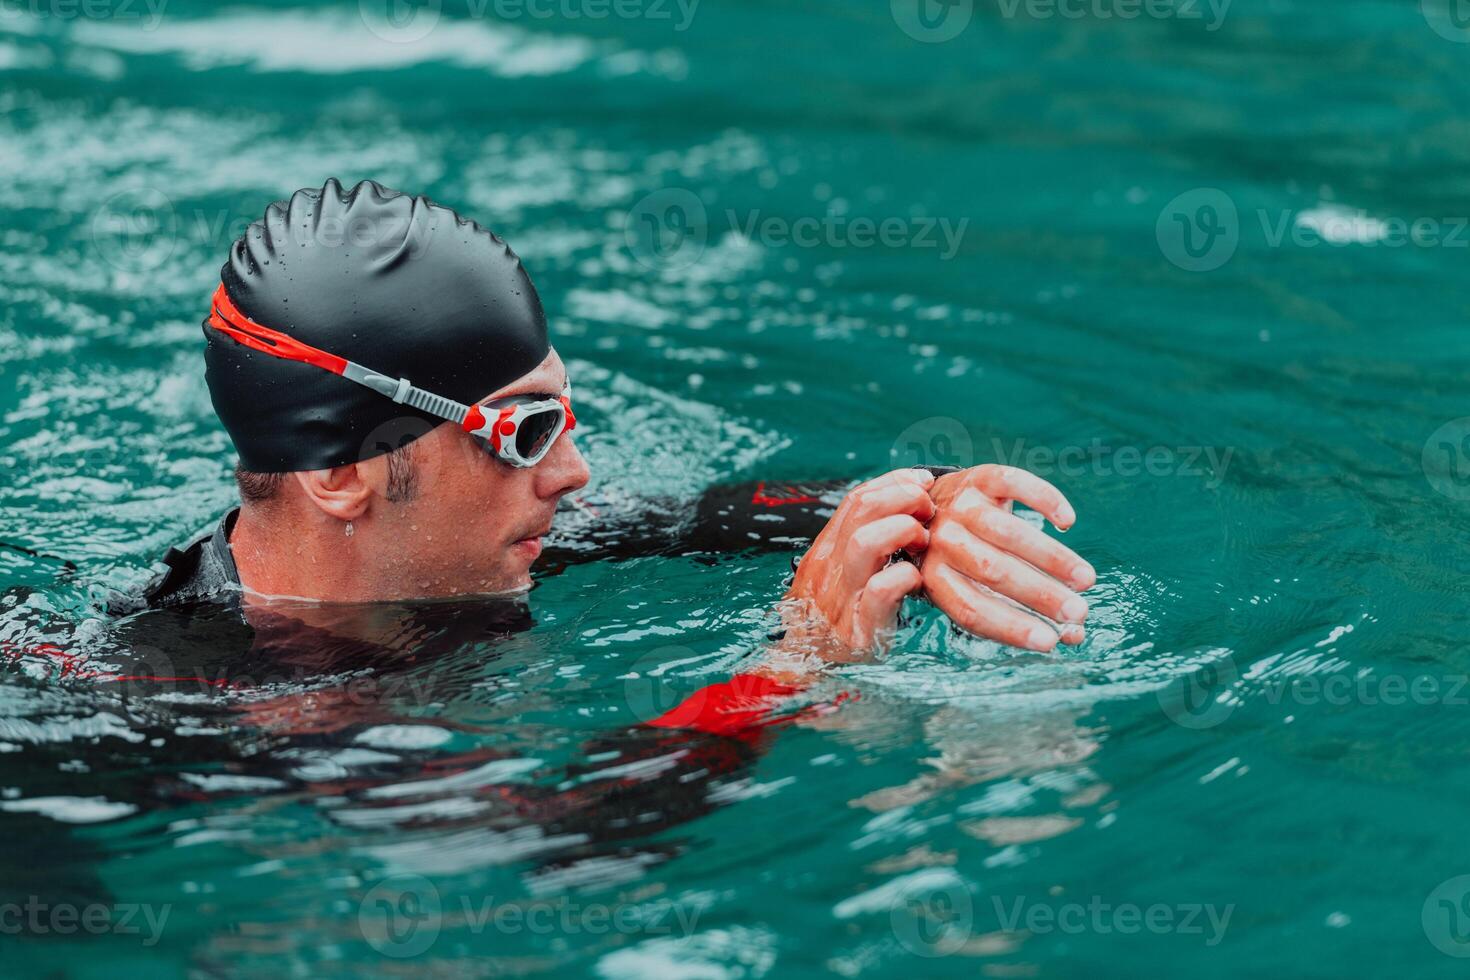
{"left": 1, "top": 473, "right": 962, "bottom": 911}
{"left": 0, "top": 480, "right": 852, "bottom": 891}
{"left": 120, "top": 479, "right": 847, "bottom": 613}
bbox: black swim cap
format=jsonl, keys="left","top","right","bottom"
{"left": 204, "top": 178, "right": 550, "bottom": 473}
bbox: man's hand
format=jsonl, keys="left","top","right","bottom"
{"left": 785, "top": 469, "right": 936, "bottom": 652}
{"left": 920, "top": 464, "right": 1095, "bottom": 652}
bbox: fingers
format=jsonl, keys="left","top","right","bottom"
{"left": 926, "top": 564, "right": 1059, "bottom": 652}
{"left": 972, "top": 465, "right": 1077, "bottom": 531}
{"left": 848, "top": 514, "right": 929, "bottom": 577}
{"left": 849, "top": 480, "right": 937, "bottom": 525}
{"left": 854, "top": 560, "right": 924, "bottom": 648}
{"left": 844, "top": 468, "right": 935, "bottom": 509}
{"left": 878, "top": 467, "right": 938, "bottom": 490}
{"left": 932, "top": 522, "right": 1086, "bottom": 626}
{"left": 962, "top": 503, "right": 1096, "bottom": 591}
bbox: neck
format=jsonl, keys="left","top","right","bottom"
{"left": 230, "top": 503, "right": 376, "bottom": 604}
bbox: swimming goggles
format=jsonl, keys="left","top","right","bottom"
{"left": 207, "top": 284, "right": 576, "bottom": 468}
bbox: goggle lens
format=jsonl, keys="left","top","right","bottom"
{"left": 515, "top": 407, "right": 563, "bottom": 463}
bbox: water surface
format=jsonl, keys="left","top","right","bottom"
{"left": 3, "top": 1, "right": 1470, "bottom": 976}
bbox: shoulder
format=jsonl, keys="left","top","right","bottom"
{"left": 112, "top": 510, "right": 241, "bottom": 614}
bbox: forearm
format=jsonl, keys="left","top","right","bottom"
{"left": 538, "top": 478, "right": 850, "bottom": 572}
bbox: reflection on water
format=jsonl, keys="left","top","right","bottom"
{"left": 3, "top": 0, "right": 1470, "bottom": 975}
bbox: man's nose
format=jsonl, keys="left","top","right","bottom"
{"left": 536, "top": 434, "right": 590, "bottom": 501}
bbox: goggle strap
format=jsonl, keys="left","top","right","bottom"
{"left": 206, "top": 283, "right": 472, "bottom": 429}
{"left": 341, "top": 361, "right": 470, "bottom": 426}
{"left": 403, "top": 386, "right": 471, "bottom": 425}
{"left": 208, "top": 285, "right": 348, "bottom": 376}
{"left": 208, "top": 284, "right": 570, "bottom": 456}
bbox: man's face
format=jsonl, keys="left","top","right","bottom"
{"left": 362, "top": 349, "right": 590, "bottom": 597}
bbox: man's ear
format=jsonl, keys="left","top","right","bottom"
{"left": 292, "top": 464, "right": 373, "bottom": 523}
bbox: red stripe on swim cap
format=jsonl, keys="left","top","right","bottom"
{"left": 208, "top": 283, "right": 349, "bottom": 377}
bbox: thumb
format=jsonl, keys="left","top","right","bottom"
{"left": 853, "top": 561, "right": 924, "bottom": 648}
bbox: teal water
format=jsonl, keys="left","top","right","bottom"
{"left": 4, "top": 0, "right": 1470, "bottom": 975}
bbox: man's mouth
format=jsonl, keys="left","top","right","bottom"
{"left": 512, "top": 519, "right": 555, "bottom": 559}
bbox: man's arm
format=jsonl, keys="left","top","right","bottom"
{"left": 537, "top": 477, "right": 847, "bottom": 570}
{"left": 542, "top": 465, "right": 1096, "bottom": 654}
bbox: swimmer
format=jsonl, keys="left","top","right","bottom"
{"left": 134, "top": 179, "right": 1095, "bottom": 655}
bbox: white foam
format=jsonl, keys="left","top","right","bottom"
{"left": 72, "top": 8, "right": 595, "bottom": 76}
{"left": 0, "top": 795, "right": 138, "bottom": 823}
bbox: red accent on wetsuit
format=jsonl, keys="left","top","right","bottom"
{"left": 2, "top": 641, "right": 237, "bottom": 687}
{"left": 750, "top": 481, "right": 818, "bottom": 508}
{"left": 645, "top": 673, "right": 798, "bottom": 739}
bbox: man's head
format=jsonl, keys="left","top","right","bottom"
{"left": 209, "top": 180, "right": 589, "bottom": 600}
